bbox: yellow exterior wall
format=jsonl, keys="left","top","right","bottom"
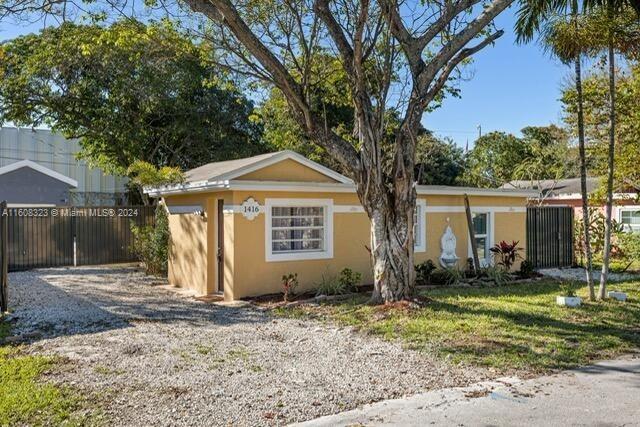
{"left": 235, "top": 159, "right": 339, "bottom": 183}
{"left": 227, "top": 191, "right": 528, "bottom": 300}
{"left": 162, "top": 184, "right": 529, "bottom": 300}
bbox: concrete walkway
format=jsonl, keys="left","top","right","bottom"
{"left": 295, "top": 356, "right": 640, "bottom": 427}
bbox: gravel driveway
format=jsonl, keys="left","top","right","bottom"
{"left": 7, "top": 267, "right": 488, "bottom": 426}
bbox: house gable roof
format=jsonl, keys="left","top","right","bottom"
{"left": 184, "top": 150, "right": 353, "bottom": 185}
{"left": 0, "top": 159, "right": 78, "bottom": 187}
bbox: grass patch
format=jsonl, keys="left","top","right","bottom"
{"left": 275, "top": 280, "right": 640, "bottom": 374}
{"left": 1, "top": 319, "right": 97, "bottom": 426}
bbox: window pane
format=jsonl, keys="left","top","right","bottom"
{"left": 272, "top": 217, "right": 323, "bottom": 228}
{"left": 475, "top": 237, "right": 487, "bottom": 261}
{"left": 621, "top": 210, "right": 640, "bottom": 225}
{"left": 272, "top": 228, "right": 323, "bottom": 241}
{"left": 473, "top": 213, "right": 487, "bottom": 235}
{"left": 270, "top": 205, "right": 325, "bottom": 254}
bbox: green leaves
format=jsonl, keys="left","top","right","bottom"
{"left": 0, "top": 20, "right": 265, "bottom": 176}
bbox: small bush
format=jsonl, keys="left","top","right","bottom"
{"left": 482, "top": 266, "right": 511, "bottom": 286}
{"left": 281, "top": 273, "right": 299, "bottom": 302}
{"left": 338, "top": 268, "right": 362, "bottom": 292}
{"left": 559, "top": 281, "right": 579, "bottom": 297}
{"left": 518, "top": 259, "right": 535, "bottom": 278}
{"left": 614, "top": 231, "right": 640, "bottom": 272}
{"left": 315, "top": 273, "right": 348, "bottom": 296}
{"left": 415, "top": 260, "right": 436, "bottom": 285}
{"left": 131, "top": 204, "right": 169, "bottom": 276}
{"left": 430, "top": 267, "right": 463, "bottom": 286}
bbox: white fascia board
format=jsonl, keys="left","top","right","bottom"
{"left": 144, "top": 180, "right": 229, "bottom": 196}
{"left": 416, "top": 186, "right": 538, "bottom": 198}
{"left": 214, "top": 150, "right": 354, "bottom": 185}
{"left": 146, "top": 178, "right": 537, "bottom": 199}
{"left": 547, "top": 192, "right": 638, "bottom": 200}
{"left": 0, "top": 159, "right": 78, "bottom": 187}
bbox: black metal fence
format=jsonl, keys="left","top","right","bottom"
{"left": 4, "top": 206, "right": 154, "bottom": 271}
{"left": 526, "top": 206, "right": 574, "bottom": 268}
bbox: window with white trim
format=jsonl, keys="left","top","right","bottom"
{"left": 472, "top": 212, "right": 491, "bottom": 266}
{"left": 414, "top": 200, "right": 426, "bottom": 252}
{"left": 620, "top": 209, "right": 640, "bottom": 233}
{"left": 266, "top": 199, "right": 333, "bottom": 261}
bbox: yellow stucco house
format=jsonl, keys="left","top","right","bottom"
{"left": 146, "top": 151, "right": 536, "bottom": 301}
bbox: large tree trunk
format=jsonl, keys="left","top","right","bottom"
{"left": 367, "top": 196, "right": 415, "bottom": 303}
{"left": 574, "top": 53, "right": 595, "bottom": 301}
{"left": 599, "top": 41, "right": 616, "bottom": 300}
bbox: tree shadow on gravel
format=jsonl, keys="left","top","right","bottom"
{"left": 5, "top": 268, "right": 270, "bottom": 343}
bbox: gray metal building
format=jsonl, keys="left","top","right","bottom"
{"left": 0, "top": 126, "right": 129, "bottom": 205}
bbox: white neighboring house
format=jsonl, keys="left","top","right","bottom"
{"left": 0, "top": 126, "right": 129, "bottom": 205}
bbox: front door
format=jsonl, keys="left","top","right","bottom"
{"left": 217, "top": 199, "right": 224, "bottom": 293}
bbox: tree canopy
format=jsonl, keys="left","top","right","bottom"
{"left": 562, "top": 63, "right": 640, "bottom": 192}
{"left": 0, "top": 20, "right": 266, "bottom": 174}
{"left": 462, "top": 125, "right": 577, "bottom": 187}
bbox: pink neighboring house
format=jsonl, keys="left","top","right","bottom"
{"left": 503, "top": 178, "right": 640, "bottom": 233}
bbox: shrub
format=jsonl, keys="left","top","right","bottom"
{"left": 559, "top": 281, "right": 579, "bottom": 297}
{"left": 131, "top": 204, "right": 169, "bottom": 276}
{"left": 415, "top": 260, "right": 436, "bottom": 285}
{"left": 518, "top": 259, "right": 535, "bottom": 278}
{"left": 482, "top": 266, "right": 511, "bottom": 286}
{"left": 489, "top": 240, "right": 522, "bottom": 271}
{"left": 338, "top": 268, "right": 362, "bottom": 292}
{"left": 430, "top": 267, "right": 463, "bottom": 286}
{"left": 316, "top": 273, "right": 347, "bottom": 296}
{"left": 613, "top": 231, "right": 640, "bottom": 272}
{"left": 281, "top": 273, "right": 299, "bottom": 302}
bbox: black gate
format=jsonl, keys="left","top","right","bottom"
{"left": 5, "top": 206, "right": 154, "bottom": 271}
{"left": 526, "top": 206, "right": 574, "bottom": 268}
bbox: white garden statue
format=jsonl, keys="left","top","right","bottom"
{"left": 439, "top": 224, "right": 460, "bottom": 268}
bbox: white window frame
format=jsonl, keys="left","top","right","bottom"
{"left": 265, "top": 198, "right": 334, "bottom": 262}
{"left": 414, "top": 199, "right": 427, "bottom": 253}
{"left": 618, "top": 207, "right": 640, "bottom": 233}
{"left": 468, "top": 211, "right": 494, "bottom": 267}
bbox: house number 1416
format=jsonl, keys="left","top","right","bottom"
{"left": 241, "top": 197, "right": 261, "bottom": 221}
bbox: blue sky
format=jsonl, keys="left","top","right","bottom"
{"left": 0, "top": 5, "right": 570, "bottom": 148}
{"left": 425, "top": 6, "right": 569, "bottom": 147}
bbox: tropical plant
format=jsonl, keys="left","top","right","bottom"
{"left": 613, "top": 231, "right": 640, "bottom": 271}
{"left": 559, "top": 281, "right": 580, "bottom": 297}
{"left": 316, "top": 273, "right": 349, "bottom": 296}
{"left": 415, "top": 260, "right": 437, "bottom": 286}
{"left": 338, "top": 268, "right": 362, "bottom": 293}
{"left": 281, "top": 273, "right": 299, "bottom": 302}
{"left": 131, "top": 204, "right": 170, "bottom": 277}
{"left": 490, "top": 240, "right": 523, "bottom": 271}
{"left": 483, "top": 265, "right": 512, "bottom": 286}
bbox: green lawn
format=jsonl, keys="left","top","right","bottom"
{"left": 276, "top": 280, "right": 640, "bottom": 374}
{"left": 0, "top": 319, "right": 95, "bottom": 426}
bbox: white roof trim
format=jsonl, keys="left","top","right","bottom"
{"left": 145, "top": 178, "right": 536, "bottom": 198}
{"left": 0, "top": 159, "right": 78, "bottom": 187}
{"left": 213, "top": 150, "right": 354, "bottom": 184}
{"left": 546, "top": 192, "right": 638, "bottom": 200}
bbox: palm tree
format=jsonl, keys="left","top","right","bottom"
{"left": 580, "top": 1, "right": 640, "bottom": 299}
{"left": 517, "top": 0, "right": 640, "bottom": 301}
{"left": 515, "top": 0, "right": 597, "bottom": 300}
